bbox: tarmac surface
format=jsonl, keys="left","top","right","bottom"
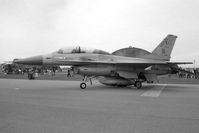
{"left": 0, "top": 79, "right": 199, "bottom": 133}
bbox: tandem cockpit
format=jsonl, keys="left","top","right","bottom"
{"left": 54, "top": 46, "right": 110, "bottom": 55}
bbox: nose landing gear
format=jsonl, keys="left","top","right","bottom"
{"left": 80, "top": 83, "right": 87, "bottom": 89}
{"left": 80, "top": 76, "right": 94, "bottom": 89}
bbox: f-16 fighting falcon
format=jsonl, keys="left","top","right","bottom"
{"left": 14, "top": 34, "right": 192, "bottom": 89}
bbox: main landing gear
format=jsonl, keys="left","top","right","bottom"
{"left": 133, "top": 72, "right": 146, "bottom": 89}
{"left": 134, "top": 81, "right": 142, "bottom": 89}
{"left": 80, "top": 76, "right": 94, "bottom": 89}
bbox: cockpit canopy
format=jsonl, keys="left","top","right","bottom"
{"left": 55, "top": 46, "right": 110, "bottom": 55}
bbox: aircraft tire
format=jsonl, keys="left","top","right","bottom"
{"left": 80, "top": 83, "right": 86, "bottom": 89}
{"left": 134, "top": 81, "right": 142, "bottom": 89}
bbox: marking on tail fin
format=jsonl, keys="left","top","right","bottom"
{"left": 152, "top": 34, "right": 177, "bottom": 61}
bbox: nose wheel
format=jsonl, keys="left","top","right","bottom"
{"left": 80, "top": 83, "right": 87, "bottom": 89}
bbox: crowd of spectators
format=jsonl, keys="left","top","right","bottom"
{"left": 1, "top": 63, "right": 62, "bottom": 80}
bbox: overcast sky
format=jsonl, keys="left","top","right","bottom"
{"left": 0, "top": 0, "right": 199, "bottom": 67}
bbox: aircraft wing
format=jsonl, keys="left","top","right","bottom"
{"left": 53, "top": 55, "right": 191, "bottom": 66}
{"left": 53, "top": 56, "right": 167, "bottom": 65}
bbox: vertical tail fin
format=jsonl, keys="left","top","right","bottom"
{"left": 152, "top": 34, "right": 177, "bottom": 61}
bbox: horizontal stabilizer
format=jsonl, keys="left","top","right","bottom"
{"left": 167, "top": 62, "right": 193, "bottom": 65}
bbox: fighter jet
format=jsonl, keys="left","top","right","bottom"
{"left": 14, "top": 34, "right": 192, "bottom": 89}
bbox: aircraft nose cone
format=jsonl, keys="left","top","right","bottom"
{"left": 14, "top": 55, "right": 43, "bottom": 65}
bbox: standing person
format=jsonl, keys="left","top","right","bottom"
{"left": 48, "top": 69, "right": 51, "bottom": 76}
{"left": 34, "top": 69, "right": 38, "bottom": 79}
{"left": 52, "top": 67, "right": 56, "bottom": 76}
{"left": 70, "top": 69, "right": 74, "bottom": 77}
{"left": 67, "top": 69, "right": 71, "bottom": 77}
{"left": 28, "top": 69, "right": 31, "bottom": 79}
{"left": 28, "top": 69, "right": 34, "bottom": 80}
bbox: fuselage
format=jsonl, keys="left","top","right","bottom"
{"left": 14, "top": 52, "right": 175, "bottom": 78}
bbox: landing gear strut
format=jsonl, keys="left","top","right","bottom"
{"left": 134, "top": 81, "right": 142, "bottom": 89}
{"left": 80, "top": 76, "right": 94, "bottom": 89}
